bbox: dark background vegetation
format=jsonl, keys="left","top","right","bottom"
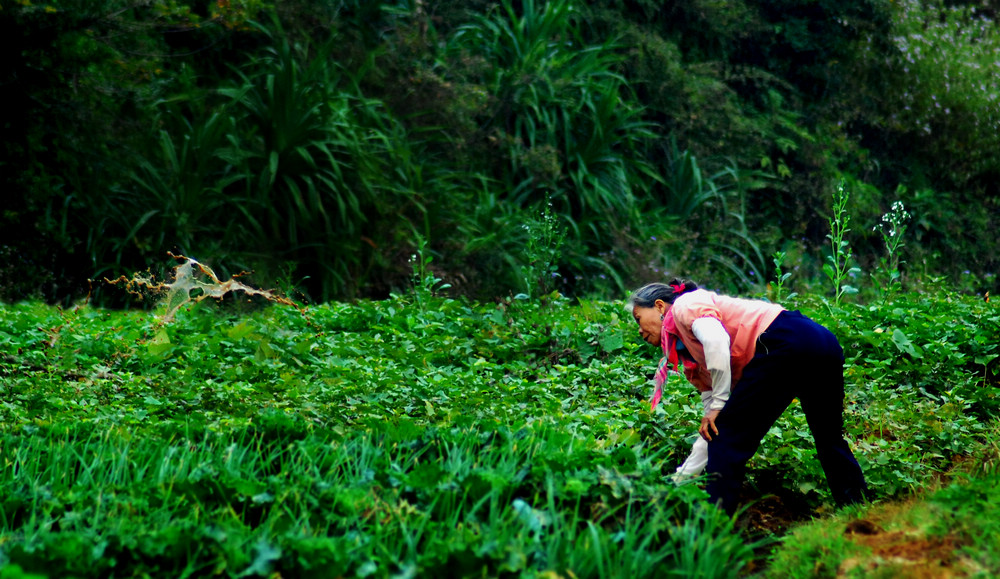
{"left": 2, "top": 0, "right": 998, "bottom": 304}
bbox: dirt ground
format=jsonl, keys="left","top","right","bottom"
{"left": 733, "top": 482, "right": 982, "bottom": 578}
{"left": 837, "top": 500, "right": 983, "bottom": 579}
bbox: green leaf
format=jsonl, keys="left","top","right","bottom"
{"left": 891, "top": 328, "right": 923, "bottom": 358}
{"left": 598, "top": 331, "right": 623, "bottom": 353}
{"left": 146, "top": 329, "right": 174, "bottom": 357}
{"left": 975, "top": 354, "right": 998, "bottom": 366}
{"left": 227, "top": 322, "right": 255, "bottom": 341}
{"left": 239, "top": 538, "right": 282, "bottom": 578}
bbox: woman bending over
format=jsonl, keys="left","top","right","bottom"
{"left": 628, "top": 279, "right": 868, "bottom": 514}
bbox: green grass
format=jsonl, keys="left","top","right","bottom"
{"left": 0, "top": 290, "right": 998, "bottom": 576}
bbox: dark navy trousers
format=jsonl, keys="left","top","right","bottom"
{"left": 704, "top": 310, "right": 868, "bottom": 515}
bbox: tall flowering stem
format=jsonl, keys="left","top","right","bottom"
{"left": 823, "top": 180, "right": 860, "bottom": 306}
{"left": 873, "top": 199, "right": 911, "bottom": 303}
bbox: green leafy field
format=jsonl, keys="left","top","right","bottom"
{"left": 1, "top": 291, "right": 998, "bottom": 577}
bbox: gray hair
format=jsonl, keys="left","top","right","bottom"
{"left": 625, "top": 279, "right": 698, "bottom": 311}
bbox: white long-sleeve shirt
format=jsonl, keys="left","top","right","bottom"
{"left": 691, "top": 317, "right": 732, "bottom": 413}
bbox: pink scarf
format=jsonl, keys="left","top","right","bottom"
{"left": 650, "top": 310, "right": 679, "bottom": 411}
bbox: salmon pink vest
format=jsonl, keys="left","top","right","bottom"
{"left": 668, "top": 289, "right": 784, "bottom": 392}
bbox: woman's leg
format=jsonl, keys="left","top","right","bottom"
{"left": 799, "top": 388, "right": 868, "bottom": 506}
{"left": 706, "top": 311, "right": 867, "bottom": 514}
{"left": 704, "top": 354, "right": 797, "bottom": 514}
{"left": 792, "top": 321, "right": 869, "bottom": 506}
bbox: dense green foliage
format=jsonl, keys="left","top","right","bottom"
{"left": 1, "top": 288, "right": 998, "bottom": 575}
{"left": 2, "top": 0, "right": 999, "bottom": 304}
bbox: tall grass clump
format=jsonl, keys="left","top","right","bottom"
{"left": 85, "top": 23, "right": 434, "bottom": 302}
{"left": 445, "top": 0, "right": 658, "bottom": 292}
{"left": 217, "top": 32, "right": 413, "bottom": 300}
{"left": 637, "top": 138, "right": 767, "bottom": 293}
{"left": 0, "top": 419, "right": 759, "bottom": 577}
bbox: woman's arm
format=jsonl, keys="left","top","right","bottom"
{"left": 691, "top": 317, "right": 732, "bottom": 410}
{"left": 673, "top": 390, "right": 714, "bottom": 481}
{"left": 691, "top": 316, "right": 731, "bottom": 440}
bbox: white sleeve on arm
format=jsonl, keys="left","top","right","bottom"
{"left": 672, "top": 392, "right": 715, "bottom": 482}
{"left": 674, "top": 435, "right": 708, "bottom": 479}
{"left": 691, "top": 317, "right": 732, "bottom": 412}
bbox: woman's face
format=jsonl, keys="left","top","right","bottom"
{"left": 632, "top": 300, "right": 668, "bottom": 346}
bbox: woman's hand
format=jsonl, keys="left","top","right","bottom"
{"left": 699, "top": 409, "right": 721, "bottom": 441}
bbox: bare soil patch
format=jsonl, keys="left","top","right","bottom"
{"left": 838, "top": 501, "right": 978, "bottom": 578}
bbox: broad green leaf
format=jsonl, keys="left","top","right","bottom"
{"left": 598, "top": 331, "right": 623, "bottom": 353}
{"left": 891, "top": 328, "right": 923, "bottom": 358}
{"left": 227, "top": 322, "right": 255, "bottom": 341}
{"left": 146, "top": 329, "right": 173, "bottom": 357}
